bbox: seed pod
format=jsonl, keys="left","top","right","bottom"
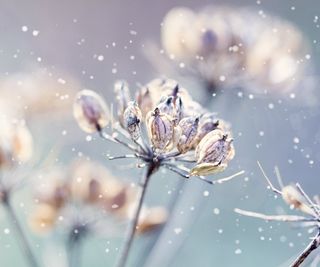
{"left": 73, "top": 90, "right": 109, "bottom": 133}
{"left": 177, "top": 117, "right": 199, "bottom": 153}
{"left": 194, "top": 114, "right": 230, "bottom": 146}
{"left": 282, "top": 185, "right": 314, "bottom": 215}
{"left": 123, "top": 101, "right": 142, "bottom": 140}
{"left": 0, "top": 120, "right": 33, "bottom": 169}
{"left": 29, "top": 204, "right": 58, "bottom": 234}
{"left": 191, "top": 129, "right": 234, "bottom": 176}
{"left": 146, "top": 108, "right": 175, "bottom": 152}
{"left": 114, "top": 80, "right": 131, "bottom": 125}
{"left": 157, "top": 95, "right": 183, "bottom": 124}
{"left": 135, "top": 86, "right": 153, "bottom": 119}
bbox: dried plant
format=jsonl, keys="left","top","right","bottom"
{"left": 0, "top": 118, "right": 39, "bottom": 267}
{"left": 73, "top": 78, "right": 244, "bottom": 267}
{"left": 235, "top": 162, "right": 320, "bottom": 267}
{"left": 29, "top": 159, "right": 168, "bottom": 267}
{"left": 146, "top": 6, "right": 310, "bottom": 97}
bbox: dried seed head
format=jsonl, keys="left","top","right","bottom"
{"left": 114, "top": 80, "right": 131, "bottom": 125}
{"left": 123, "top": 101, "right": 142, "bottom": 140}
{"left": 29, "top": 204, "right": 58, "bottom": 234}
{"left": 73, "top": 90, "right": 109, "bottom": 133}
{"left": 191, "top": 129, "right": 234, "bottom": 175}
{"left": 146, "top": 108, "right": 175, "bottom": 152}
{"left": 282, "top": 185, "right": 314, "bottom": 215}
{"left": 0, "top": 120, "right": 33, "bottom": 169}
{"left": 177, "top": 116, "right": 199, "bottom": 154}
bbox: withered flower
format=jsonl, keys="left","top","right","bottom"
{"left": 146, "top": 107, "right": 175, "bottom": 151}
{"left": 177, "top": 116, "right": 199, "bottom": 154}
{"left": 123, "top": 101, "right": 142, "bottom": 140}
{"left": 73, "top": 90, "right": 109, "bottom": 133}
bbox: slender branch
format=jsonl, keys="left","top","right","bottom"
{"left": 290, "top": 231, "right": 320, "bottom": 267}
{"left": 115, "top": 164, "right": 155, "bottom": 267}
{"left": 2, "top": 195, "right": 40, "bottom": 267}
{"left": 99, "top": 131, "right": 139, "bottom": 153}
{"left": 257, "top": 161, "right": 282, "bottom": 195}
{"left": 234, "top": 208, "right": 316, "bottom": 223}
{"left": 67, "top": 226, "right": 84, "bottom": 267}
{"left": 295, "top": 183, "right": 320, "bottom": 217}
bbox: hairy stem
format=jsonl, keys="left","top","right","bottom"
{"left": 115, "top": 164, "right": 155, "bottom": 267}
{"left": 291, "top": 232, "right": 320, "bottom": 267}
{"left": 3, "top": 195, "right": 40, "bottom": 267}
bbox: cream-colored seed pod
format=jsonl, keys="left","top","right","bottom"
{"left": 177, "top": 117, "right": 199, "bottom": 154}
{"left": 282, "top": 185, "right": 314, "bottom": 215}
{"left": 114, "top": 80, "right": 131, "bottom": 125}
{"left": 73, "top": 90, "right": 109, "bottom": 133}
{"left": 123, "top": 101, "right": 142, "bottom": 140}
{"left": 146, "top": 108, "right": 175, "bottom": 152}
{"left": 0, "top": 120, "right": 33, "bottom": 169}
{"left": 29, "top": 204, "right": 58, "bottom": 234}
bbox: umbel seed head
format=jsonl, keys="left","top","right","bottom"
{"left": 73, "top": 90, "right": 109, "bottom": 133}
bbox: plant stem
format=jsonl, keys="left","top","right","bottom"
{"left": 115, "top": 164, "right": 154, "bottom": 267}
{"left": 291, "top": 231, "right": 320, "bottom": 267}
{"left": 2, "top": 195, "right": 40, "bottom": 267}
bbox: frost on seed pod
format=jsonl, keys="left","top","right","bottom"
{"left": 73, "top": 90, "right": 109, "bottom": 133}
{"left": 190, "top": 129, "right": 234, "bottom": 176}
{"left": 177, "top": 116, "right": 199, "bottom": 154}
{"left": 146, "top": 108, "right": 175, "bottom": 152}
{"left": 114, "top": 80, "right": 131, "bottom": 125}
{"left": 123, "top": 101, "right": 142, "bottom": 140}
{"left": 135, "top": 86, "right": 153, "bottom": 119}
{"left": 282, "top": 185, "right": 314, "bottom": 215}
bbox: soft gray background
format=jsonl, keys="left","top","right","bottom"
{"left": 0, "top": 0, "right": 319, "bottom": 266}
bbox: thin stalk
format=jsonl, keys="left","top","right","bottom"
{"left": 115, "top": 164, "right": 155, "bottom": 267}
{"left": 3, "top": 195, "right": 40, "bottom": 267}
{"left": 291, "top": 231, "right": 320, "bottom": 267}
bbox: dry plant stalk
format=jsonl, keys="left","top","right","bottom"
{"left": 73, "top": 78, "right": 244, "bottom": 267}
{"left": 235, "top": 161, "right": 320, "bottom": 267}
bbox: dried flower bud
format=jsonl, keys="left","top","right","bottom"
{"left": 123, "top": 101, "right": 142, "bottom": 140}
{"left": 146, "top": 108, "right": 175, "bottom": 152}
{"left": 73, "top": 90, "right": 109, "bottom": 133}
{"left": 282, "top": 185, "right": 314, "bottom": 215}
{"left": 114, "top": 80, "right": 131, "bottom": 125}
{"left": 177, "top": 117, "right": 199, "bottom": 153}
{"left": 0, "top": 120, "right": 33, "bottom": 169}
{"left": 29, "top": 204, "right": 58, "bottom": 234}
{"left": 191, "top": 129, "right": 234, "bottom": 176}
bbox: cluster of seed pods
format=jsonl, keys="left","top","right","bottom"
{"left": 73, "top": 78, "right": 235, "bottom": 177}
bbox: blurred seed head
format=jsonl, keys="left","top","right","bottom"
{"left": 123, "top": 101, "right": 142, "bottom": 140}
{"left": 146, "top": 108, "right": 175, "bottom": 152}
{"left": 136, "top": 206, "right": 168, "bottom": 234}
{"left": 73, "top": 90, "right": 109, "bottom": 133}
{"left": 29, "top": 203, "right": 58, "bottom": 234}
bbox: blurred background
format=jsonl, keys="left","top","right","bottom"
{"left": 0, "top": 0, "right": 320, "bottom": 266}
